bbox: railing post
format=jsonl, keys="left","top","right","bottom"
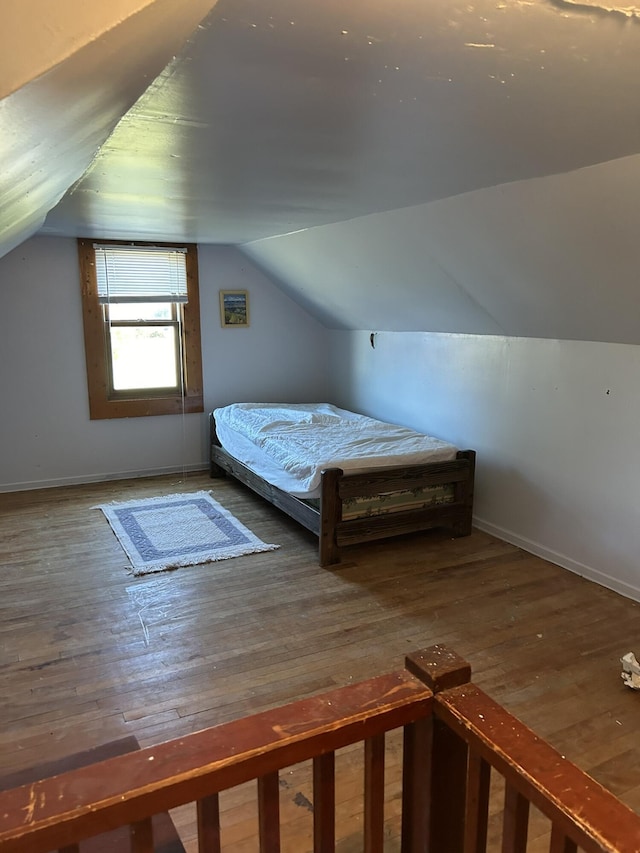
{"left": 197, "top": 794, "right": 221, "bottom": 853}
{"left": 313, "top": 752, "right": 336, "bottom": 852}
{"left": 502, "top": 783, "right": 529, "bottom": 853}
{"left": 401, "top": 713, "right": 432, "bottom": 853}
{"left": 130, "top": 818, "right": 154, "bottom": 853}
{"left": 403, "top": 644, "right": 472, "bottom": 853}
{"left": 364, "top": 733, "right": 386, "bottom": 853}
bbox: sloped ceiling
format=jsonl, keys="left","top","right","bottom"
{"left": 242, "top": 154, "right": 640, "bottom": 342}
{"left": 3, "top": 0, "right": 640, "bottom": 340}
{"left": 0, "top": 0, "right": 220, "bottom": 257}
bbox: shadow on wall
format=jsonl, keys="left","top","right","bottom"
{"left": 472, "top": 461, "right": 640, "bottom": 600}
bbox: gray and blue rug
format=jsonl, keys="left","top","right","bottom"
{"left": 96, "top": 490, "right": 279, "bottom": 575}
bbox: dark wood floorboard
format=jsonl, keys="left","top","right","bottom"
{"left": 1, "top": 471, "right": 640, "bottom": 850}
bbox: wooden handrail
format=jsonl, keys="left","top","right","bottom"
{"left": 3, "top": 643, "right": 640, "bottom": 853}
{"left": 0, "top": 670, "right": 432, "bottom": 853}
{"left": 433, "top": 682, "right": 640, "bottom": 853}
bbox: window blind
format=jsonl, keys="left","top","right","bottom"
{"left": 94, "top": 245, "right": 188, "bottom": 303}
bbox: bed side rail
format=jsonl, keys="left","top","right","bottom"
{"left": 210, "top": 438, "right": 321, "bottom": 536}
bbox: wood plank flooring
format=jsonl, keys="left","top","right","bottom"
{"left": 2, "top": 471, "right": 640, "bottom": 850}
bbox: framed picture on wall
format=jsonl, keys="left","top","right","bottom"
{"left": 219, "top": 290, "right": 249, "bottom": 327}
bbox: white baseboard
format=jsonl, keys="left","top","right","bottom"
{"left": 473, "top": 515, "right": 640, "bottom": 604}
{"left": 0, "top": 463, "right": 209, "bottom": 494}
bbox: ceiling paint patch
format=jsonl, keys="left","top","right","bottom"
{"left": 547, "top": 0, "right": 640, "bottom": 19}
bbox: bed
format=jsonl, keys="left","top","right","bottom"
{"left": 209, "top": 403, "right": 475, "bottom": 567}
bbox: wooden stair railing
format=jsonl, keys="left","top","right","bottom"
{"left": 0, "top": 659, "right": 440, "bottom": 853}
{"left": 416, "top": 647, "right": 640, "bottom": 853}
{"left": 430, "top": 681, "right": 640, "bottom": 853}
{"left": 2, "top": 644, "right": 640, "bottom": 852}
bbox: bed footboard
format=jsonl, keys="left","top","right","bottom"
{"left": 318, "top": 450, "right": 476, "bottom": 567}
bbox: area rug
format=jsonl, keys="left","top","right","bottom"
{"left": 95, "top": 490, "right": 279, "bottom": 576}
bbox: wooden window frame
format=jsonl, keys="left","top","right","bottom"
{"left": 78, "top": 238, "right": 204, "bottom": 420}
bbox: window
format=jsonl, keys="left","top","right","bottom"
{"left": 78, "top": 239, "right": 203, "bottom": 419}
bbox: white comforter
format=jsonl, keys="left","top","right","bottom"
{"left": 214, "top": 403, "right": 458, "bottom": 499}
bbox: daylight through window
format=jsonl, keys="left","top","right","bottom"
{"left": 78, "top": 240, "right": 203, "bottom": 420}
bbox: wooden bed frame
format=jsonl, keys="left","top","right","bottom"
{"left": 209, "top": 412, "right": 475, "bottom": 567}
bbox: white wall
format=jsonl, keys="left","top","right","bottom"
{"left": 242, "top": 154, "right": 640, "bottom": 344}
{"left": 0, "top": 237, "right": 329, "bottom": 491}
{"left": 329, "top": 330, "right": 640, "bottom": 602}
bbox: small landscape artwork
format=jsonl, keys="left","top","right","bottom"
{"left": 220, "top": 290, "right": 249, "bottom": 327}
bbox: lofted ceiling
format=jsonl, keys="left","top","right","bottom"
{"left": 3, "top": 0, "right": 640, "bottom": 339}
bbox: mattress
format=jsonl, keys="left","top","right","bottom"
{"left": 213, "top": 402, "right": 458, "bottom": 499}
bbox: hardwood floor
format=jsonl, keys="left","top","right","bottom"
{"left": 2, "top": 471, "right": 640, "bottom": 850}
